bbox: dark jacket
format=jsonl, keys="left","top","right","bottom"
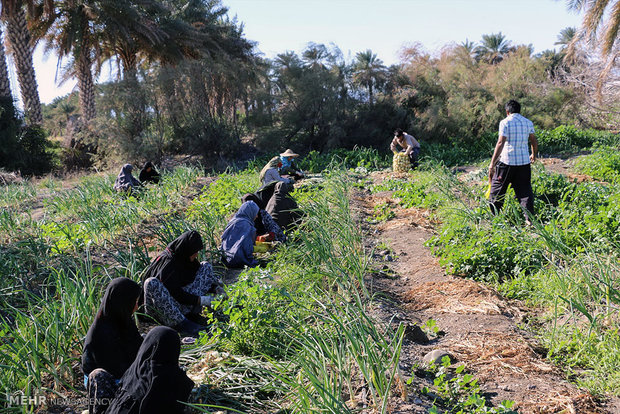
{"left": 82, "top": 278, "right": 143, "bottom": 379}
{"left": 139, "top": 162, "right": 160, "bottom": 184}
{"left": 106, "top": 326, "right": 194, "bottom": 414}
{"left": 266, "top": 181, "right": 302, "bottom": 232}
{"left": 142, "top": 231, "right": 204, "bottom": 306}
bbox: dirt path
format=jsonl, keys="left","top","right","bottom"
{"left": 356, "top": 171, "right": 620, "bottom": 414}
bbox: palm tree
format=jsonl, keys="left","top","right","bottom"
{"left": 352, "top": 49, "right": 386, "bottom": 105}
{"left": 1, "top": 0, "right": 42, "bottom": 123}
{"left": 567, "top": 0, "right": 620, "bottom": 56}
{"left": 302, "top": 43, "right": 330, "bottom": 69}
{"left": 460, "top": 39, "right": 476, "bottom": 55}
{"left": 0, "top": 27, "right": 11, "bottom": 99}
{"left": 555, "top": 27, "right": 577, "bottom": 50}
{"left": 474, "top": 32, "right": 513, "bottom": 64}
{"left": 34, "top": 0, "right": 100, "bottom": 121}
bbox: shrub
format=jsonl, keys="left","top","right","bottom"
{"left": 536, "top": 125, "right": 618, "bottom": 154}
{"left": 574, "top": 146, "right": 620, "bottom": 183}
{"left": 0, "top": 99, "right": 56, "bottom": 175}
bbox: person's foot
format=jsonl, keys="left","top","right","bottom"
{"left": 172, "top": 318, "right": 207, "bottom": 337}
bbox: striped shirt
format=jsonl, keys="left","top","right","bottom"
{"left": 499, "top": 113, "right": 535, "bottom": 165}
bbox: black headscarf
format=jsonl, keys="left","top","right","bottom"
{"left": 106, "top": 326, "right": 194, "bottom": 414}
{"left": 142, "top": 230, "right": 204, "bottom": 306}
{"left": 82, "top": 278, "right": 143, "bottom": 378}
{"left": 139, "top": 162, "right": 160, "bottom": 184}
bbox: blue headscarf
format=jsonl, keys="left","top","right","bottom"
{"left": 220, "top": 201, "right": 259, "bottom": 268}
{"left": 280, "top": 155, "right": 292, "bottom": 169}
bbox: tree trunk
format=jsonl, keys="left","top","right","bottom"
{"left": 5, "top": 8, "right": 41, "bottom": 124}
{"left": 0, "top": 27, "right": 12, "bottom": 99}
{"left": 77, "top": 50, "right": 96, "bottom": 121}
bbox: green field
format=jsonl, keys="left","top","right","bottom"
{"left": 1, "top": 131, "right": 620, "bottom": 412}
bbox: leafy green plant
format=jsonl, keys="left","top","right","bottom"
{"left": 536, "top": 125, "right": 618, "bottom": 154}
{"left": 574, "top": 145, "right": 620, "bottom": 183}
{"left": 208, "top": 269, "right": 297, "bottom": 358}
{"left": 423, "top": 357, "right": 517, "bottom": 414}
{"left": 369, "top": 201, "right": 395, "bottom": 222}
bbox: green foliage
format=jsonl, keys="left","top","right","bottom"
{"left": 423, "top": 357, "right": 517, "bottom": 414}
{"left": 574, "top": 145, "right": 620, "bottom": 182}
{"left": 0, "top": 98, "right": 56, "bottom": 175}
{"left": 299, "top": 147, "right": 390, "bottom": 173}
{"left": 369, "top": 202, "right": 395, "bottom": 223}
{"left": 0, "top": 254, "right": 107, "bottom": 400}
{"left": 372, "top": 171, "right": 452, "bottom": 210}
{"left": 186, "top": 169, "right": 259, "bottom": 251}
{"left": 208, "top": 269, "right": 298, "bottom": 358}
{"left": 536, "top": 125, "right": 619, "bottom": 154}
{"left": 423, "top": 132, "right": 497, "bottom": 166}
{"left": 429, "top": 217, "right": 546, "bottom": 282}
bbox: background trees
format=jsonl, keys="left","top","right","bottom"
{"left": 0, "top": 0, "right": 617, "bottom": 174}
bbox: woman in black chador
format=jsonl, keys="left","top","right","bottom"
{"left": 82, "top": 278, "right": 143, "bottom": 414}
{"left": 142, "top": 230, "right": 225, "bottom": 336}
{"left": 106, "top": 326, "right": 194, "bottom": 414}
{"left": 139, "top": 162, "right": 160, "bottom": 184}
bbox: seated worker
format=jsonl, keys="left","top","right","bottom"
{"left": 139, "top": 161, "right": 160, "bottom": 184}
{"left": 279, "top": 149, "right": 304, "bottom": 180}
{"left": 241, "top": 193, "right": 286, "bottom": 243}
{"left": 390, "top": 128, "right": 421, "bottom": 170}
{"left": 142, "top": 230, "right": 225, "bottom": 337}
{"left": 220, "top": 201, "right": 260, "bottom": 268}
{"left": 82, "top": 278, "right": 143, "bottom": 414}
{"left": 266, "top": 181, "right": 303, "bottom": 232}
{"left": 259, "top": 156, "right": 292, "bottom": 187}
{"left": 105, "top": 326, "right": 194, "bottom": 414}
{"left": 249, "top": 180, "right": 278, "bottom": 210}
{"left": 113, "top": 164, "right": 142, "bottom": 192}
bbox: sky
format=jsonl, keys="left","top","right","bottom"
{"left": 16, "top": 0, "right": 583, "bottom": 105}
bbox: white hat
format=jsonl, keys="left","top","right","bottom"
{"left": 280, "top": 149, "right": 299, "bottom": 158}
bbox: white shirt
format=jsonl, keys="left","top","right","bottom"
{"left": 391, "top": 133, "right": 420, "bottom": 152}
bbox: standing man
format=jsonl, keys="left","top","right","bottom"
{"left": 390, "top": 128, "right": 421, "bottom": 169}
{"left": 488, "top": 100, "right": 538, "bottom": 224}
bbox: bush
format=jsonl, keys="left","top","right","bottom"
{"left": 574, "top": 146, "right": 620, "bottom": 183}
{"left": 209, "top": 269, "right": 299, "bottom": 357}
{"left": 0, "top": 98, "right": 55, "bottom": 175}
{"left": 536, "top": 125, "right": 619, "bottom": 154}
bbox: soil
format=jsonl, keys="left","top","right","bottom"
{"left": 355, "top": 170, "right": 620, "bottom": 414}
{"left": 538, "top": 156, "right": 595, "bottom": 183}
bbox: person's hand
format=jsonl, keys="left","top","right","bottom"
{"left": 530, "top": 154, "right": 536, "bottom": 163}
{"left": 488, "top": 164, "right": 495, "bottom": 181}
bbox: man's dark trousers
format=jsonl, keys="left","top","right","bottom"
{"left": 489, "top": 161, "right": 534, "bottom": 218}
